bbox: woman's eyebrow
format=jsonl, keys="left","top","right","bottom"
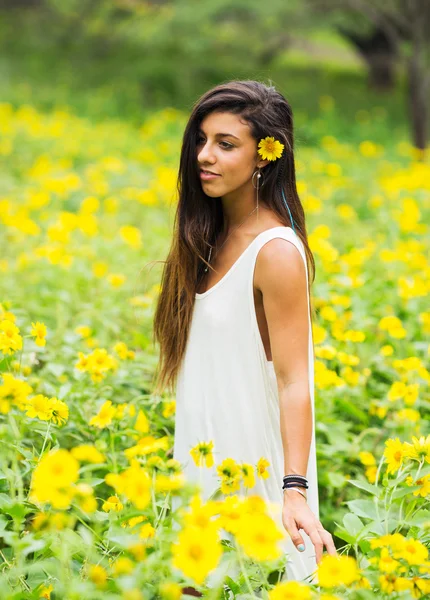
{"left": 198, "top": 129, "right": 240, "bottom": 140}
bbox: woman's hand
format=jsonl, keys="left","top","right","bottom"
{"left": 282, "top": 489, "right": 338, "bottom": 564}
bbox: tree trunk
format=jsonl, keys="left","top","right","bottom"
{"left": 364, "top": 52, "right": 396, "bottom": 91}
{"left": 337, "top": 25, "right": 398, "bottom": 92}
{"left": 406, "top": 53, "right": 428, "bottom": 153}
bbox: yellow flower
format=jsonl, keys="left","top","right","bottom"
{"left": 217, "top": 495, "right": 243, "bottom": 535}
{"left": 155, "top": 472, "right": 185, "bottom": 494}
{"left": 181, "top": 494, "right": 220, "bottom": 531}
{"left": 30, "top": 449, "right": 80, "bottom": 510}
{"left": 48, "top": 397, "right": 69, "bottom": 426}
{"left": 24, "top": 394, "right": 53, "bottom": 421}
{"left": 70, "top": 444, "right": 106, "bottom": 463}
{"left": 217, "top": 457, "right": 240, "bottom": 479}
{"left": 30, "top": 321, "right": 47, "bottom": 347}
{"left": 159, "top": 582, "right": 182, "bottom": 600}
{"left": 257, "top": 456, "right": 270, "bottom": 479}
{"left": 378, "top": 573, "right": 413, "bottom": 594}
{"left": 139, "top": 522, "right": 156, "bottom": 539}
{"left": 88, "top": 564, "right": 108, "bottom": 588}
{"left": 89, "top": 400, "right": 117, "bottom": 428}
{"left": 38, "top": 583, "right": 54, "bottom": 599}
{"left": 240, "top": 463, "right": 256, "bottom": 488}
{"left": 171, "top": 524, "right": 222, "bottom": 585}
{"left": 235, "top": 511, "right": 284, "bottom": 562}
{"left": 405, "top": 474, "right": 430, "bottom": 498}
{"left": 396, "top": 538, "right": 429, "bottom": 566}
{"left": 107, "top": 273, "right": 126, "bottom": 288}
{"left": 162, "top": 400, "right": 176, "bottom": 418}
{"left": 190, "top": 440, "right": 215, "bottom": 467}
{"left": 216, "top": 458, "right": 242, "bottom": 494}
{"left": 317, "top": 554, "right": 360, "bottom": 588}
{"left": 378, "top": 547, "right": 400, "bottom": 573}
{"left": 121, "top": 515, "right": 147, "bottom": 529}
{"left": 102, "top": 495, "right": 124, "bottom": 512}
{"left": 75, "top": 325, "right": 91, "bottom": 338}
{"left": 134, "top": 409, "right": 150, "bottom": 433}
{"left": 370, "top": 532, "right": 406, "bottom": 553}
{"left": 0, "top": 319, "right": 22, "bottom": 354}
{"left": 403, "top": 434, "right": 430, "bottom": 462}
{"left": 383, "top": 437, "right": 408, "bottom": 474}
{"left": 358, "top": 451, "right": 376, "bottom": 466}
{"left": 106, "top": 461, "right": 152, "bottom": 510}
{"left": 257, "top": 136, "right": 284, "bottom": 161}
{"left": 124, "top": 435, "right": 169, "bottom": 459}
{"left": 269, "top": 580, "right": 312, "bottom": 600}
{"left": 0, "top": 372, "right": 33, "bottom": 413}
{"left": 37, "top": 450, "right": 79, "bottom": 488}
{"left": 112, "top": 556, "right": 134, "bottom": 576}
{"left": 128, "top": 541, "right": 147, "bottom": 561}
{"left": 120, "top": 225, "right": 142, "bottom": 249}
{"left": 113, "top": 341, "right": 130, "bottom": 359}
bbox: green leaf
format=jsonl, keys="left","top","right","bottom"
{"left": 46, "top": 363, "right": 66, "bottom": 377}
{"left": 327, "top": 471, "right": 345, "bottom": 487}
{"left": 332, "top": 526, "right": 356, "bottom": 544}
{"left": 22, "top": 536, "right": 46, "bottom": 557}
{"left": 413, "top": 464, "right": 430, "bottom": 479}
{"left": 346, "top": 479, "right": 380, "bottom": 497}
{"left": 225, "top": 576, "right": 241, "bottom": 595}
{"left": 2, "top": 503, "right": 30, "bottom": 521}
{"left": 345, "top": 499, "right": 380, "bottom": 520}
{"left": 391, "top": 485, "right": 421, "bottom": 500}
{"left": 335, "top": 397, "right": 368, "bottom": 423}
{"left": 343, "top": 513, "right": 365, "bottom": 538}
{"left": 409, "top": 509, "right": 430, "bottom": 527}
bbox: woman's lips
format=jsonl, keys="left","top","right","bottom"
{"left": 200, "top": 170, "right": 220, "bottom": 180}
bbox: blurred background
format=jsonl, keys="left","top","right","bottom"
{"left": 0, "top": 0, "right": 428, "bottom": 151}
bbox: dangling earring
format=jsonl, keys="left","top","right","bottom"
{"left": 257, "top": 136, "right": 298, "bottom": 234}
{"left": 252, "top": 167, "right": 264, "bottom": 225}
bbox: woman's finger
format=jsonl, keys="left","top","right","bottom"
{"left": 283, "top": 517, "right": 307, "bottom": 553}
{"left": 316, "top": 526, "right": 338, "bottom": 556}
{"left": 302, "top": 523, "right": 324, "bottom": 563}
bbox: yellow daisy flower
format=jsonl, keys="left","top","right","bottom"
{"left": 256, "top": 456, "right": 270, "bottom": 479}
{"left": 257, "top": 136, "right": 285, "bottom": 161}
{"left": 190, "top": 440, "right": 215, "bottom": 468}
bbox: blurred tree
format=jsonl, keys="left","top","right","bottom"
{"left": 306, "top": 0, "right": 429, "bottom": 153}
{"left": 335, "top": 25, "right": 397, "bottom": 91}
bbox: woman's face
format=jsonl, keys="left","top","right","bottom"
{"left": 196, "top": 111, "right": 268, "bottom": 198}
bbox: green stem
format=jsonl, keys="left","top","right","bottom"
{"left": 154, "top": 491, "right": 170, "bottom": 529}
{"left": 414, "top": 458, "right": 425, "bottom": 482}
{"left": 151, "top": 470, "right": 159, "bottom": 521}
{"left": 234, "top": 538, "right": 258, "bottom": 599}
{"left": 109, "top": 428, "right": 118, "bottom": 473}
{"left": 39, "top": 420, "right": 52, "bottom": 460}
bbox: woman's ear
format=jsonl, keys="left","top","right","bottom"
{"left": 256, "top": 159, "right": 270, "bottom": 169}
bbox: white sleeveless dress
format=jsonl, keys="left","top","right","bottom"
{"left": 173, "top": 226, "right": 320, "bottom": 585}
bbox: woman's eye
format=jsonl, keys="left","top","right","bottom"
{"left": 196, "top": 138, "right": 233, "bottom": 150}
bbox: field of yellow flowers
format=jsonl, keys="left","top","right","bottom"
{"left": 0, "top": 101, "right": 429, "bottom": 599}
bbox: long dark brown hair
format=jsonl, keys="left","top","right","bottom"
{"left": 151, "top": 80, "right": 315, "bottom": 396}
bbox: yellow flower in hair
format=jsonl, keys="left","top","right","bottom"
{"left": 257, "top": 136, "right": 284, "bottom": 161}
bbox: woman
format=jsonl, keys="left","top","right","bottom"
{"left": 153, "top": 80, "right": 337, "bottom": 586}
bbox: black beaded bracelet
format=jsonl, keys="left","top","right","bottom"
{"left": 283, "top": 476, "right": 309, "bottom": 489}
{"left": 283, "top": 474, "right": 308, "bottom": 482}
{"left": 283, "top": 482, "right": 308, "bottom": 490}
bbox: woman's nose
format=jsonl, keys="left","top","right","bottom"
{"left": 197, "top": 143, "right": 216, "bottom": 163}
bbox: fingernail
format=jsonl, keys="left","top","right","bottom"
{"left": 297, "top": 544, "right": 305, "bottom": 552}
